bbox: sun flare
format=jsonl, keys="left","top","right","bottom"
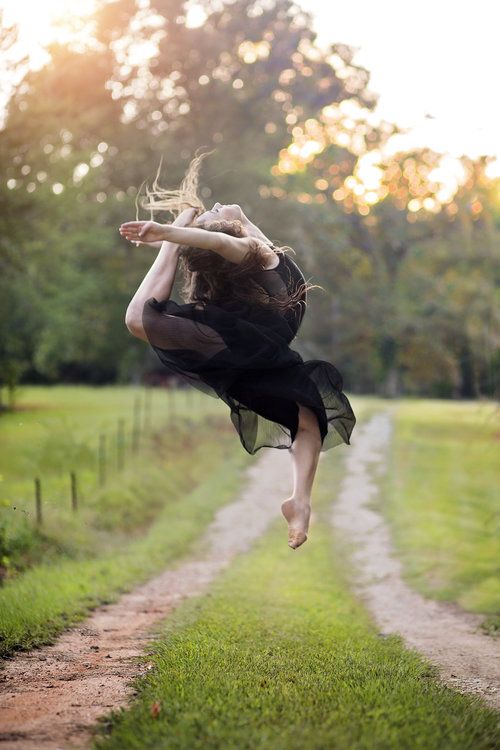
{"left": 2, "top": 0, "right": 97, "bottom": 66}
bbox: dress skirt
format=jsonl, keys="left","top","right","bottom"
{"left": 141, "top": 249, "right": 356, "bottom": 454}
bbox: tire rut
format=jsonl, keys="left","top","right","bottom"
{"left": 0, "top": 448, "right": 290, "bottom": 749}
{"left": 330, "top": 410, "right": 499, "bottom": 710}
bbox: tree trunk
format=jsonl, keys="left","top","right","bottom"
{"left": 380, "top": 365, "right": 401, "bottom": 398}
{"left": 378, "top": 335, "right": 402, "bottom": 398}
{"left": 457, "top": 340, "right": 478, "bottom": 398}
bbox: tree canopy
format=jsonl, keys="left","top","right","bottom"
{"left": 1, "top": 0, "right": 498, "bottom": 404}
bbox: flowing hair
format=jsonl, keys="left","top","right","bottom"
{"left": 136, "top": 149, "right": 322, "bottom": 313}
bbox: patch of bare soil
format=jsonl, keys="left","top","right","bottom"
{"left": 330, "top": 410, "right": 500, "bottom": 710}
{"left": 0, "top": 448, "right": 291, "bottom": 749}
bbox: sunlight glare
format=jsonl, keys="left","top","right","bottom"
{"left": 2, "top": 0, "right": 97, "bottom": 67}
{"left": 185, "top": 2, "right": 207, "bottom": 29}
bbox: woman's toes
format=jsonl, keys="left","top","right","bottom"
{"left": 281, "top": 499, "right": 311, "bottom": 549}
{"left": 288, "top": 530, "right": 308, "bottom": 549}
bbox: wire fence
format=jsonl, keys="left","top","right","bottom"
{"left": 25, "top": 385, "right": 202, "bottom": 527}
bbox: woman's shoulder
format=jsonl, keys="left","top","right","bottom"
{"left": 279, "top": 249, "right": 304, "bottom": 278}
{"left": 248, "top": 240, "right": 304, "bottom": 279}
{"left": 263, "top": 247, "right": 282, "bottom": 270}
{"left": 247, "top": 239, "right": 281, "bottom": 270}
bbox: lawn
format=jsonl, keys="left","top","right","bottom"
{"left": 0, "top": 385, "right": 252, "bottom": 656}
{"left": 0, "top": 384, "right": 235, "bottom": 574}
{"left": 382, "top": 398, "right": 499, "bottom": 631}
{"left": 93, "top": 411, "right": 497, "bottom": 750}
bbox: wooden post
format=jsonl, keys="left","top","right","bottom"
{"left": 34, "top": 477, "right": 42, "bottom": 525}
{"left": 132, "top": 395, "right": 141, "bottom": 452}
{"left": 70, "top": 471, "right": 78, "bottom": 512}
{"left": 117, "top": 418, "right": 125, "bottom": 471}
{"left": 98, "top": 433, "right": 106, "bottom": 487}
{"left": 144, "top": 387, "right": 152, "bottom": 431}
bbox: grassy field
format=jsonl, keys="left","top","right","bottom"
{"left": 93, "top": 413, "right": 498, "bottom": 750}
{"left": 0, "top": 385, "right": 252, "bottom": 656}
{"left": 1, "top": 389, "right": 498, "bottom": 746}
{"left": 382, "top": 399, "right": 499, "bottom": 632}
{"left": 0, "top": 384, "right": 233, "bottom": 572}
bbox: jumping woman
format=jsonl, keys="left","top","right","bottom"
{"left": 119, "top": 151, "right": 356, "bottom": 549}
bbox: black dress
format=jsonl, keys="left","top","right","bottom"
{"left": 142, "top": 247, "right": 356, "bottom": 454}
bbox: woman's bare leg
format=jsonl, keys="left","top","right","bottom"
{"left": 123, "top": 208, "right": 198, "bottom": 341}
{"left": 281, "top": 404, "right": 322, "bottom": 549}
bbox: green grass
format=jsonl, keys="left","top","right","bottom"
{"left": 93, "top": 420, "right": 497, "bottom": 750}
{"left": 0, "top": 384, "right": 230, "bottom": 572}
{"left": 0, "top": 385, "right": 207, "bottom": 474}
{"left": 0, "top": 427, "right": 249, "bottom": 657}
{"left": 0, "top": 384, "right": 255, "bottom": 656}
{"left": 0, "top": 384, "right": 181, "bottom": 485}
{"left": 382, "top": 399, "right": 500, "bottom": 631}
{"left": 0, "top": 385, "right": 222, "bottom": 516}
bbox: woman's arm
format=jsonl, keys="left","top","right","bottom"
{"left": 119, "top": 220, "right": 260, "bottom": 265}
{"left": 123, "top": 209, "right": 197, "bottom": 341}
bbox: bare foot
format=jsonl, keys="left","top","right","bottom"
{"left": 281, "top": 498, "right": 311, "bottom": 549}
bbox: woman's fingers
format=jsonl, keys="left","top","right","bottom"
{"left": 138, "top": 221, "right": 153, "bottom": 238}
{"left": 119, "top": 221, "right": 154, "bottom": 235}
{"left": 119, "top": 224, "right": 145, "bottom": 243}
{"left": 119, "top": 222, "right": 146, "bottom": 237}
{"left": 119, "top": 220, "right": 163, "bottom": 244}
{"left": 120, "top": 221, "right": 145, "bottom": 229}
{"left": 119, "top": 225, "right": 141, "bottom": 234}
{"left": 119, "top": 225, "right": 143, "bottom": 246}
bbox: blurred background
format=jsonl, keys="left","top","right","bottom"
{"left": 0, "top": 0, "right": 498, "bottom": 401}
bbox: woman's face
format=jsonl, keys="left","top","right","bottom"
{"left": 194, "top": 202, "right": 243, "bottom": 225}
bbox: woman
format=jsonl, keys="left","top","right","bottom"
{"left": 119, "top": 152, "right": 356, "bottom": 549}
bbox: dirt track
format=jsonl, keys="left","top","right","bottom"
{"left": 1, "top": 410, "right": 498, "bottom": 750}
{"left": 331, "top": 410, "right": 500, "bottom": 710}
{"left": 0, "top": 448, "right": 290, "bottom": 749}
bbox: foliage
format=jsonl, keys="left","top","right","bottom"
{"left": 0, "top": 0, "right": 498, "bottom": 399}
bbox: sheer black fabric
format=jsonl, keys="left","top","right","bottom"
{"left": 142, "top": 248, "right": 356, "bottom": 454}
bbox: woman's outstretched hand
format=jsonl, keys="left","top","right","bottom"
{"left": 119, "top": 221, "right": 169, "bottom": 244}
{"left": 119, "top": 208, "right": 199, "bottom": 246}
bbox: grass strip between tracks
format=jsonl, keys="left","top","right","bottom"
{"left": 94, "top": 429, "right": 498, "bottom": 750}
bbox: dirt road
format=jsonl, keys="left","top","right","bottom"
{"left": 1, "top": 409, "right": 498, "bottom": 750}
{"left": 331, "top": 410, "right": 500, "bottom": 710}
{"left": 0, "top": 448, "right": 291, "bottom": 749}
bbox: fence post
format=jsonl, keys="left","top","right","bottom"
{"left": 144, "top": 386, "right": 152, "bottom": 432}
{"left": 132, "top": 395, "right": 141, "bottom": 452}
{"left": 34, "top": 477, "right": 42, "bottom": 526}
{"left": 70, "top": 471, "right": 78, "bottom": 512}
{"left": 98, "top": 433, "right": 107, "bottom": 487}
{"left": 117, "top": 418, "right": 125, "bottom": 471}
{"left": 168, "top": 387, "right": 174, "bottom": 420}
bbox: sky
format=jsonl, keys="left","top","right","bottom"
{"left": 1, "top": 0, "right": 498, "bottom": 176}
{"left": 301, "top": 0, "right": 499, "bottom": 172}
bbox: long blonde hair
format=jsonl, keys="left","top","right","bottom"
{"left": 136, "top": 149, "right": 322, "bottom": 313}
{"left": 137, "top": 148, "right": 212, "bottom": 221}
